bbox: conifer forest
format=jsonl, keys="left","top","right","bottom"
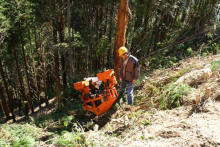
{"left": 0, "top": 0, "right": 219, "bottom": 146}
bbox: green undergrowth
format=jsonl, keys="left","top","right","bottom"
{"left": 135, "top": 72, "right": 146, "bottom": 87}
{"left": 34, "top": 100, "right": 82, "bottom": 129}
{"left": 0, "top": 123, "right": 43, "bottom": 147}
{"left": 159, "top": 83, "right": 192, "bottom": 110}
{"left": 0, "top": 122, "right": 89, "bottom": 147}
{"left": 168, "top": 66, "right": 193, "bottom": 82}
{"left": 149, "top": 54, "right": 180, "bottom": 69}
{"left": 33, "top": 102, "right": 90, "bottom": 146}
{"left": 135, "top": 66, "right": 193, "bottom": 106}
{"left": 0, "top": 100, "right": 90, "bottom": 147}
{"left": 210, "top": 60, "right": 220, "bottom": 71}
{"left": 54, "top": 130, "right": 87, "bottom": 147}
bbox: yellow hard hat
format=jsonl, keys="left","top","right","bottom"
{"left": 118, "top": 46, "right": 128, "bottom": 56}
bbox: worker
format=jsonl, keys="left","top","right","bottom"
{"left": 117, "top": 46, "right": 140, "bottom": 105}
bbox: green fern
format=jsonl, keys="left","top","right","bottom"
{"left": 55, "top": 131, "right": 87, "bottom": 147}
{"left": 0, "top": 123, "right": 42, "bottom": 147}
{"left": 160, "top": 83, "right": 191, "bottom": 109}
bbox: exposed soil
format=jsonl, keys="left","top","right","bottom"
{"left": 83, "top": 55, "right": 220, "bottom": 147}
{"left": 84, "top": 100, "right": 220, "bottom": 147}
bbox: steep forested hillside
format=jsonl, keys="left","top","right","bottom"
{"left": 0, "top": 0, "right": 219, "bottom": 146}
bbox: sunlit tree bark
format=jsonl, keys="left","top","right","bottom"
{"left": 114, "top": 0, "right": 131, "bottom": 81}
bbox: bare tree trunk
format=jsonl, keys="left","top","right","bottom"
{"left": 114, "top": 0, "right": 131, "bottom": 81}
{"left": 61, "top": 54, "right": 67, "bottom": 89}
{"left": 28, "top": 27, "right": 42, "bottom": 108}
{"left": 21, "top": 36, "right": 34, "bottom": 113}
{"left": 67, "top": 0, "right": 71, "bottom": 39}
{"left": 54, "top": 49, "right": 62, "bottom": 106}
{"left": 107, "top": 2, "right": 116, "bottom": 69}
{"left": 39, "top": 31, "right": 49, "bottom": 106}
{"left": 13, "top": 49, "right": 29, "bottom": 118}
{"left": 0, "top": 59, "right": 16, "bottom": 122}
{"left": 59, "top": 22, "right": 67, "bottom": 90}
{"left": 0, "top": 81, "right": 10, "bottom": 120}
{"left": 66, "top": 0, "right": 75, "bottom": 80}
{"left": 53, "top": 23, "right": 62, "bottom": 107}
{"left": 52, "top": 0, "right": 62, "bottom": 106}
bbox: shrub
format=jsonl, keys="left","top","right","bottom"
{"left": 54, "top": 131, "right": 87, "bottom": 147}
{"left": 12, "top": 136, "right": 35, "bottom": 147}
{"left": 186, "top": 47, "right": 193, "bottom": 56}
{"left": 149, "top": 55, "right": 179, "bottom": 69}
{"left": 160, "top": 83, "right": 191, "bottom": 109}
{"left": 0, "top": 123, "right": 42, "bottom": 147}
{"left": 141, "top": 119, "right": 151, "bottom": 126}
{"left": 210, "top": 60, "right": 220, "bottom": 71}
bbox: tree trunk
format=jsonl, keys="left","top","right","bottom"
{"left": 21, "top": 35, "right": 34, "bottom": 113}
{"left": 0, "top": 81, "right": 10, "bottom": 120}
{"left": 61, "top": 55, "right": 67, "bottom": 89}
{"left": 0, "top": 58, "right": 16, "bottom": 122}
{"left": 58, "top": 1, "right": 66, "bottom": 90}
{"left": 67, "top": 0, "right": 71, "bottom": 39}
{"left": 53, "top": 20, "right": 62, "bottom": 106}
{"left": 54, "top": 49, "right": 62, "bottom": 106}
{"left": 52, "top": 0, "right": 62, "bottom": 106}
{"left": 107, "top": 2, "right": 116, "bottom": 69}
{"left": 13, "top": 49, "right": 29, "bottom": 118}
{"left": 67, "top": 0, "right": 75, "bottom": 80}
{"left": 39, "top": 32, "right": 49, "bottom": 106}
{"left": 114, "top": 0, "right": 131, "bottom": 81}
{"left": 28, "top": 27, "right": 42, "bottom": 108}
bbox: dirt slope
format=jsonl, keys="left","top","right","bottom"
{"left": 84, "top": 55, "right": 220, "bottom": 147}
{"left": 85, "top": 101, "right": 220, "bottom": 147}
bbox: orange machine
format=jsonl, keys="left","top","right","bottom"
{"left": 73, "top": 69, "right": 118, "bottom": 116}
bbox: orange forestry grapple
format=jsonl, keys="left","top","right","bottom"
{"left": 73, "top": 69, "right": 118, "bottom": 116}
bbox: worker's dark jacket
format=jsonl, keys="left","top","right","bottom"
{"left": 120, "top": 55, "right": 140, "bottom": 82}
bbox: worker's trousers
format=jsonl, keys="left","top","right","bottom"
{"left": 118, "top": 80, "right": 134, "bottom": 105}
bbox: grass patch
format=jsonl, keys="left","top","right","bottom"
{"left": 210, "top": 60, "right": 220, "bottom": 71}
{"left": 160, "top": 83, "right": 192, "bottom": 109}
{"left": 135, "top": 72, "right": 146, "bottom": 87}
{"left": 169, "top": 66, "right": 193, "bottom": 82}
{"left": 135, "top": 65, "right": 194, "bottom": 109}
{"left": 0, "top": 123, "right": 89, "bottom": 147}
{"left": 141, "top": 119, "right": 151, "bottom": 126}
{"left": 34, "top": 100, "right": 82, "bottom": 129}
{"left": 54, "top": 131, "right": 87, "bottom": 147}
{"left": 0, "top": 123, "right": 43, "bottom": 147}
{"left": 30, "top": 100, "right": 90, "bottom": 146}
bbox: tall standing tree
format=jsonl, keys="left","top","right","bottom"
{"left": 114, "top": 0, "right": 131, "bottom": 81}
{"left": 0, "top": 58, "right": 16, "bottom": 122}
{"left": 0, "top": 81, "right": 10, "bottom": 120}
{"left": 53, "top": 0, "right": 62, "bottom": 106}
